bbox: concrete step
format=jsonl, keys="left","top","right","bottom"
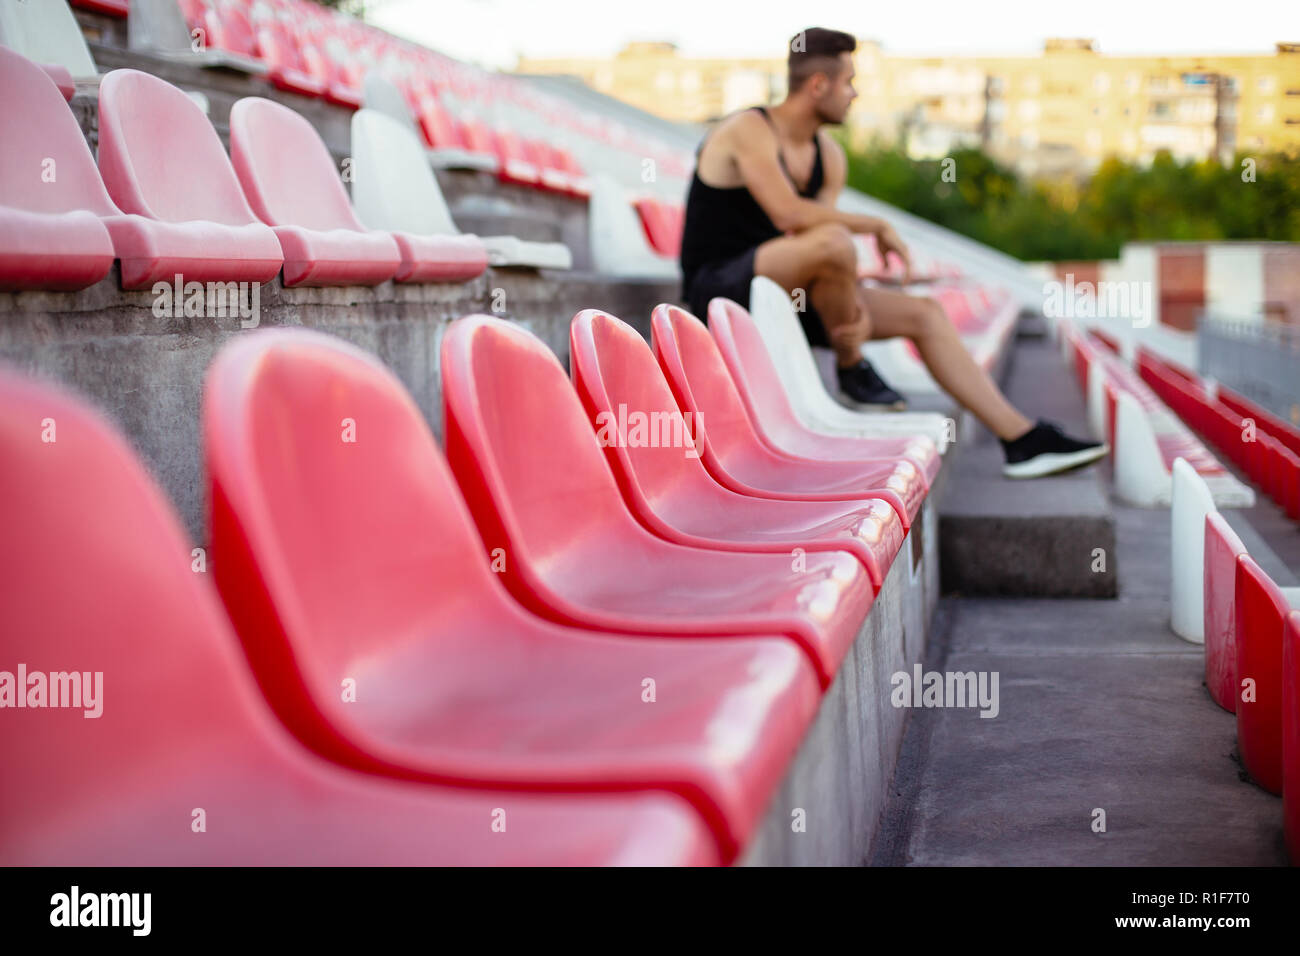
{"left": 938, "top": 326, "right": 1118, "bottom": 597}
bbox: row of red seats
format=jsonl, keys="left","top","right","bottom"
{"left": 1, "top": 300, "right": 934, "bottom": 865}
{"left": 1139, "top": 349, "right": 1300, "bottom": 521}
{"left": 1201, "top": 509, "right": 1300, "bottom": 860}
{"left": 0, "top": 48, "right": 486, "bottom": 291}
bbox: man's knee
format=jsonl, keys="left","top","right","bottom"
{"left": 803, "top": 223, "right": 857, "bottom": 276}
{"left": 913, "top": 297, "right": 954, "bottom": 337}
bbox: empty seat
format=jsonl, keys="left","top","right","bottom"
{"left": 588, "top": 175, "right": 677, "bottom": 278}
{"left": 570, "top": 309, "right": 904, "bottom": 588}
{"left": 1170, "top": 458, "right": 1217, "bottom": 644}
{"left": 350, "top": 108, "right": 571, "bottom": 271}
{"left": 1204, "top": 511, "right": 1246, "bottom": 713}
{"left": 441, "top": 314, "right": 874, "bottom": 688}
{"left": 1284, "top": 611, "right": 1300, "bottom": 863}
{"left": 707, "top": 297, "right": 941, "bottom": 483}
{"left": 652, "top": 304, "right": 926, "bottom": 528}
{"left": 229, "top": 97, "right": 403, "bottom": 286}
{"left": 97, "top": 69, "right": 284, "bottom": 288}
{"left": 1234, "top": 556, "right": 1295, "bottom": 795}
{"left": 0, "top": 47, "right": 115, "bottom": 291}
{"left": 205, "top": 328, "right": 818, "bottom": 861}
{"left": 0, "top": 366, "right": 716, "bottom": 866}
{"left": 0, "top": 0, "right": 98, "bottom": 82}
{"left": 747, "top": 276, "right": 952, "bottom": 449}
{"left": 634, "top": 197, "right": 684, "bottom": 259}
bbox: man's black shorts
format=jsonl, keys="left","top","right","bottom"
{"left": 683, "top": 246, "right": 831, "bottom": 349}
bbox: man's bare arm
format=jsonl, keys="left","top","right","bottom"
{"left": 729, "top": 112, "right": 884, "bottom": 235}
{"left": 818, "top": 135, "right": 912, "bottom": 282}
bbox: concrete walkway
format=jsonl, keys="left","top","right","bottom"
{"left": 872, "top": 330, "right": 1292, "bottom": 866}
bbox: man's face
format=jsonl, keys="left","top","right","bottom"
{"left": 812, "top": 52, "right": 857, "bottom": 125}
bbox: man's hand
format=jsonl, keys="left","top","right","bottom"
{"left": 875, "top": 224, "right": 912, "bottom": 285}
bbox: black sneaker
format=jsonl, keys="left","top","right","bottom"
{"left": 1001, "top": 419, "right": 1109, "bottom": 478}
{"left": 836, "top": 359, "right": 907, "bottom": 411}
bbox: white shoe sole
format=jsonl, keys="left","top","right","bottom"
{"left": 1002, "top": 444, "right": 1110, "bottom": 479}
{"left": 837, "top": 390, "right": 908, "bottom": 412}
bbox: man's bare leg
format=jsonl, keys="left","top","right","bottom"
{"left": 753, "top": 223, "right": 870, "bottom": 368}
{"left": 859, "top": 284, "right": 1032, "bottom": 441}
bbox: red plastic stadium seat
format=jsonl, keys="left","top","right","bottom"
{"left": 1284, "top": 611, "right": 1300, "bottom": 863}
{"left": 229, "top": 97, "right": 400, "bottom": 286}
{"left": 0, "top": 368, "right": 716, "bottom": 866}
{"left": 652, "top": 304, "right": 926, "bottom": 528}
{"left": 256, "top": 20, "right": 327, "bottom": 99}
{"left": 441, "top": 314, "right": 874, "bottom": 688}
{"left": 205, "top": 329, "right": 818, "bottom": 861}
{"left": 1235, "top": 556, "right": 1289, "bottom": 794}
{"left": 634, "top": 198, "right": 684, "bottom": 259}
{"left": 204, "top": 3, "right": 258, "bottom": 59}
{"left": 68, "top": 0, "right": 129, "bottom": 15}
{"left": 97, "top": 69, "right": 284, "bottom": 289}
{"left": 706, "top": 298, "right": 940, "bottom": 483}
{"left": 0, "top": 48, "right": 114, "bottom": 291}
{"left": 40, "top": 63, "right": 76, "bottom": 101}
{"left": 570, "top": 310, "right": 904, "bottom": 588}
{"left": 1203, "top": 512, "right": 1246, "bottom": 713}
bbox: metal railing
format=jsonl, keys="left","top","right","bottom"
{"left": 1198, "top": 313, "right": 1300, "bottom": 425}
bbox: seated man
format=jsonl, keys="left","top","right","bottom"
{"left": 679, "top": 27, "right": 1107, "bottom": 479}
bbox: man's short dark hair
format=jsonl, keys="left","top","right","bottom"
{"left": 788, "top": 27, "right": 856, "bottom": 92}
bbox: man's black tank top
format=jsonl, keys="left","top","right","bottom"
{"left": 679, "top": 106, "right": 824, "bottom": 285}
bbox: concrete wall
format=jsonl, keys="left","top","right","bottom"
{"left": 0, "top": 270, "right": 679, "bottom": 542}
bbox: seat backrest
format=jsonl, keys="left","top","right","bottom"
{"left": 361, "top": 70, "right": 419, "bottom": 135}
{"left": 569, "top": 309, "right": 711, "bottom": 509}
{"left": 706, "top": 296, "right": 810, "bottom": 446}
{"left": 205, "top": 329, "right": 512, "bottom": 740}
{"left": 1234, "top": 553, "right": 1289, "bottom": 791}
{"left": 229, "top": 96, "right": 364, "bottom": 232}
{"left": 0, "top": 367, "right": 276, "bottom": 852}
{"left": 588, "top": 175, "right": 677, "bottom": 278}
{"left": 651, "top": 303, "right": 762, "bottom": 456}
{"left": 747, "top": 275, "right": 842, "bottom": 418}
{"left": 441, "top": 314, "right": 643, "bottom": 566}
{"left": 634, "top": 198, "right": 683, "bottom": 259}
{"left": 0, "top": 47, "right": 119, "bottom": 216}
{"left": 97, "top": 69, "right": 262, "bottom": 226}
{"left": 207, "top": 3, "right": 257, "bottom": 57}
{"left": 0, "top": 0, "right": 97, "bottom": 79}
{"left": 350, "top": 107, "right": 459, "bottom": 236}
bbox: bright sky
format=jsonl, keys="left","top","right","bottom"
{"left": 367, "top": 0, "right": 1297, "bottom": 70}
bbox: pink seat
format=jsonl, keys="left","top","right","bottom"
{"left": 570, "top": 310, "right": 904, "bottom": 588}
{"left": 69, "top": 0, "right": 129, "bottom": 15}
{"left": 229, "top": 97, "right": 399, "bottom": 287}
{"left": 205, "top": 328, "right": 818, "bottom": 861}
{"left": 0, "top": 367, "right": 715, "bottom": 867}
{"left": 0, "top": 48, "right": 114, "bottom": 291}
{"left": 1204, "top": 512, "right": 1246, "bottom": 713}
{"left": 634, "top": 198, "right": 684, "bottom": 259}
{"left": 441, "top": 314, "right": 874, "bottom": 688}
{"left": 1284, "top": 611, "right": 1300, "bottom": 863}
{"left": 652, "top": 304, "right": 925, "bottom": 528}
{"left": 706, "top": 297, "right": 940, "bottom": 483}
{"left": 97, "top": 69, "right": 284, "bottom": 289}
{"left": 1235, "top": 556, "right": 1289, "bottom": 794}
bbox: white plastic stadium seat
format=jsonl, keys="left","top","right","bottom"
{"left": 0, "top": 0, "right": 97, "bottom": 81}
{"left": 350, "top": 109, "right": 571, "bottom": 271}
{"left": 748, "top": 276, "right": 950, "bottom": 451}
{"left": 587, "top": 175, "right": 678, "bottom": 279}
{"left": 1170, "top": 457, "right": 1216, "bottom": 644}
